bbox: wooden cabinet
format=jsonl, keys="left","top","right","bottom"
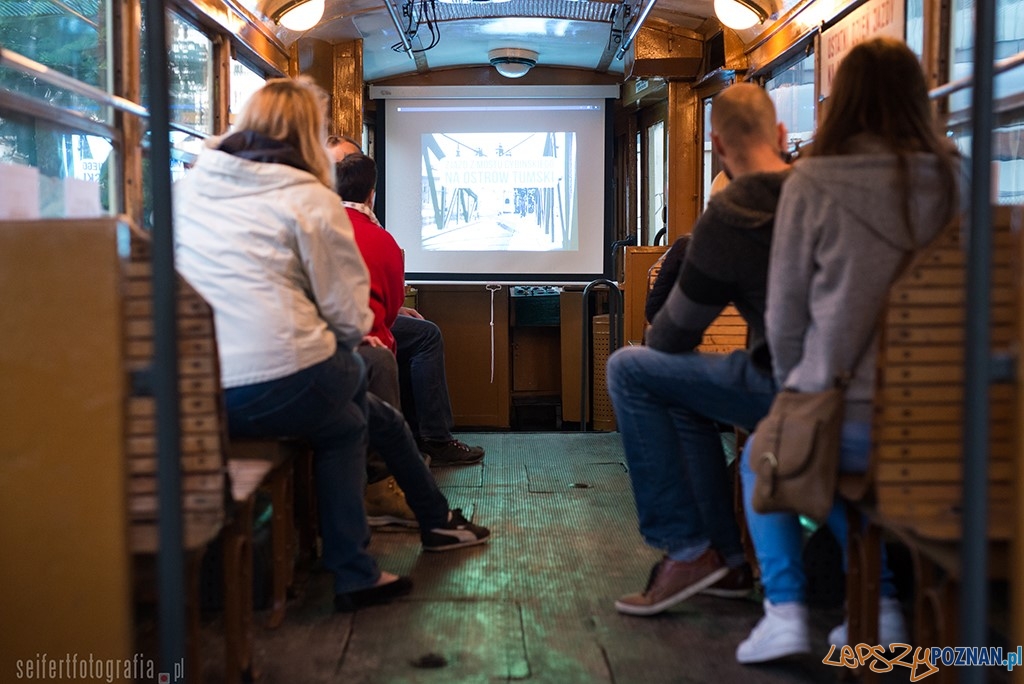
{"left": 416, "top": 285, "right": 511, "bottom": 428}
{"left": 0, "top": 219, "right": 134, "bottom": 672}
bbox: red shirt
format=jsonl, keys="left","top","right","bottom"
{"left": 347, "top": 207, "right": 404, "bottom": 353}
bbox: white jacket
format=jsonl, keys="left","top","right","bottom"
{"left": 174, "top": 144, "right": 373, "bottom": 388}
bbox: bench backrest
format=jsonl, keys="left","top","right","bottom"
{"left": 868, "top": 205, "right": 1020, "bottom": 541}
{"left": 645, "top": 245, "right": 749, "bottom": 353}
{"left": 124, "top": 233, "right": 227, "bottom": 553}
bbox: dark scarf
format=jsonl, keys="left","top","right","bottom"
{"left": 217, "top": 130, "right": 313, "bottom": 175}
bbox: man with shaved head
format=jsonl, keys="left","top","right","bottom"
{"left": 607, "top": 82, "right": 790, "bottom": 616}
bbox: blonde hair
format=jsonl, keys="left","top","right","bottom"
{"left": 232, "top": 76, "right": 334, "bottom": 188}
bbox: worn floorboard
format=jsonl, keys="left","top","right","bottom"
{"left": 189, "top": 431, "right": 973, "bottom": 683}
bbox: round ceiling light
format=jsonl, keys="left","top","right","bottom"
{"left": 488, "top": 48, "right": 539, "bottom": 79}
{"left": 714, "top": 0, "right": 768, "bottom": 31}
{"left": 277, "top": 0, "right": 325, "bottom": 31}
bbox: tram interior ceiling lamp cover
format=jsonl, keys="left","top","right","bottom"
{"left": 714, "top": 0, "right": 768, "bottom": 30}
{"left": 489, "top": 48, "right": 539, "bottom": 78}
{"left": 273, "top": 0, "right": 325, "bottom": 31}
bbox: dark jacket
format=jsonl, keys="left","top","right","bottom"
{"left": 644, "top": 235, "right": 689, "bottom": 324}
{"left": 646, "top": 169, "right": 790, "bottom": 372}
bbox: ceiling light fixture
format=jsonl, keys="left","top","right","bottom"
{"left": 713, "top": 0, "right": 768, "bottom": 30}
{"left": 273, "top": 0, "right": 325, "bottom": 31}
{"left": 489, "top": 48, "right": 538, "bottom": 78}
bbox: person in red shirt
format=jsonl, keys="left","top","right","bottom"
{"left": 334, "top": 148, "right": 485, "bottom": 467}
{"left": 339, "top": 154, "right": 404, "bottom": 354}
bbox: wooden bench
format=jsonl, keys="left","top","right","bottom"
{"left": 839, "top": 205, "right": 1021, "bottom": 679}
{"left": 125, "top": 232, "right": 307, "bottom": 683}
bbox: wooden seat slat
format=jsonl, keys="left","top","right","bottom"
{"left": 129, "top": 492, "right": 225, "bottom": 516}
{"left": 129, "top": 473, "right": 225, "bottom": 494}
{"left": 887, "top": 325, "right": 1014, "bottom": 345}
{"left": 875, "top": 441, "right": 1014, "bottom": 461}
{"left": 874, "top": 459, "right": 1014, "bottom": 482}
{"left": 886, "top": 304, "right": 1014, "bottom": 325}
{"left": 875, "top": 421, "right": 1013, "bottom": 443}
{"left": 127, "top": 453, "right": 222, "bottom": 475}
{"left": 877, "top": 384, "right": 1014, "bottom": 405}
{"left": 892, "top": 287, "right": 1015, "bottom": 305}
{"left": 874, "top": 402, "right": 1014, "bottom": 423}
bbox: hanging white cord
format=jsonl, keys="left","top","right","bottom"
{"left": 485, "top": 284, "right": 502, "bottom": 383}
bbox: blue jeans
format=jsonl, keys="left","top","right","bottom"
{"left": 740, "top": 420, "right": 898, "bottom": 604}
{"left": 606, "top": 347, "right": 777, "bottom": 563}
{"left": 365, "top": 392, "right": 449, "bottom": 532}
{"left": 224, "top": 347, "right": 378, "bottom": 595}
{"left": 357, "top": 345, "right": 402, "bottom": 483}
{"left": 392, "top": 315, "right": 454, "bottom": 442}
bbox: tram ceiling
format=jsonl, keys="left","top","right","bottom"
{"left": 252, "top": 0, "right": 769, "bottom": 81}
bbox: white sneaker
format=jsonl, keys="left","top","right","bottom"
{"left": 736, "top": 600, "right": 812, "bottom": 664}
{"left": 828, "top": 596, "right": 907, "bottom": 647}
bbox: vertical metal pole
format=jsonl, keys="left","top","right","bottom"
{"left": 142, "top": 0, "right": 186, "bottom": 673}
{"left": 961, "top": 2, "right": 995, "bottom": 679}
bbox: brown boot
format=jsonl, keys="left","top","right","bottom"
{"left": 364, "top": 476, "right": 418, "bottom": 528}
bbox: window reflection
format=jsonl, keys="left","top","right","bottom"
{"left": 230, "top": 59, "right": 267, "bottom": 122}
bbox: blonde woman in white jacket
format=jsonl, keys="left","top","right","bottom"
{"left": 174, "top": 78, "right": 413, "bottom": 610}
{"left": 736, "top": 38, "right": 959, "bottom": 663}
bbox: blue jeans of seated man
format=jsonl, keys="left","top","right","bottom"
{"left": 224, "top": 346, "right": 378, "bottom": 595}
{"left": 393, "top": 315, "right": 455, "bottom": 442}
{"left": 365, "top": 391, "right": 449, "bottom": 532}
{"left": 740, "top": 420, "right": 898, "bottom": 604}
{"left": 606, "top": 347, "right": 777, "bottom": 562}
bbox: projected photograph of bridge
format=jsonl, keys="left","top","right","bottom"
{"left": 419, "top": 132, "right": 579, "bottom": 252}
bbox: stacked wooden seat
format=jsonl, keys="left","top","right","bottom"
{"left": 841, "top": 205, "right": 1021, "bottom": 678}
{"left": 124, "top": 255, "right": 226, "bottom": 554}
{"left": 125, "top": 232, "right": 304, "bottom": 683}
{"left": 868, "top": 207, "right": 1017, "bottom": 540}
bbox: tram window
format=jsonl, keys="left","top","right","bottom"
{"left": 230, "top": 59, "right": 267, "bottom": 123}
{"left": 948, "top": 0, "right": 1024, "bottom": 204}
{"left": 137, "top": 12, "right": 214, "bottom": 227}
{"left": 764, "top": 52, "right": 815, "bottom": 156}
{"left": 0, "top": 0, "right": 112, "bottom": 93}
{"left": 906, "top": 0, "right": 925, "bottom": 59}
{"left": 0, "top": 110, "right": 114, "bottom": 218}
{"left": 645, "top": 120, "right": 666, "bottom": 246}
{"left": 167, "top": 15, "right": 215, "bottom": 137}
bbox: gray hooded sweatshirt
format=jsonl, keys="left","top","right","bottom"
{"left": 767, "top": 150, "right": 956, "bottom": 423}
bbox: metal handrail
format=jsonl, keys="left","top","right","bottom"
{"left": 929, "top": 49, "right": 1024, "bottom": 100}
{"left": 579, "top": 279, "right": 623, "bottom": 432}
{"left": 0, "top": 46, "right": 149, "bottom": 119}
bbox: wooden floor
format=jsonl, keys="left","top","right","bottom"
{"left": 184, "top": 432, "right": 993, "bottom": 683}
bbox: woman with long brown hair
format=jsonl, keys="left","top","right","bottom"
{"left": 736, "top": 37, "right": 959, "bottom": 663}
